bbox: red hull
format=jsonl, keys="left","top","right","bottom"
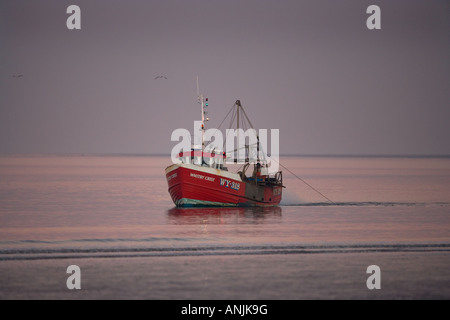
{"left": 166, "top": 164, "right": 282, "bottom": 207}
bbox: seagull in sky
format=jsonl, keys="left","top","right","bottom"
{"left": 12, "top": 74, "right": 23, "bottom": 78}
{"left": 154, "top": 75, "right": 168, "bottom": 80}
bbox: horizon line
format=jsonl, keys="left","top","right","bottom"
{"left": 0, "top": 152, "right": 449, "bottom": 159}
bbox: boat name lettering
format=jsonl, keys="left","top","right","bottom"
{"left": 220, "top": 178, "right": 240, "bottom": 191}
{"left": 167, "top": 172, "right": 177, "bottom": 181}
{"left": 190, "top": 173, "right": 215, "bottom": 182}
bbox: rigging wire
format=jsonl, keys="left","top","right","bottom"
{"left": 270, "top": 157, "right": 335, "bottom": 204}
{"left": 223, "top": 105, "right": 237, "bottom": 151}
{"left": 204, "top": 103, "right": 234, "bottom": 151}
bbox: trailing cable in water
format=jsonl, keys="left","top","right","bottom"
{"left": 273, "top": 158, "right": 336, "bottom": 205}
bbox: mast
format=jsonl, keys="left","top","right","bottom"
{"left": 197, "top": 76, "right": 209, "bottom": 153}
{"left": 197, "top": 76, "right": 204, "bottom": 151}
{"left": 236, "top": 100, "right": 240, "bottom": 161}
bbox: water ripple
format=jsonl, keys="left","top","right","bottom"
{"left": 1, "top": 243, "right": 449, "bottom": 261}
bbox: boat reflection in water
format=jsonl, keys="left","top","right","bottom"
{"left": 166, "top": 206, "right": 282, "bottom": 225}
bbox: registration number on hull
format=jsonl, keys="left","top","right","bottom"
{"left": 220, "top": 178, "right": 240, "bottom": 191}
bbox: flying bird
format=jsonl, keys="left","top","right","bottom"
{"left": 154, "top": 75, "right": 168, "bottom": 80}
{"left": 12, "top": 74, "right": 23, "bottom": 78}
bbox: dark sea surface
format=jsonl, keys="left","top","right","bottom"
{"left": 0, "top": 155, "right": 449, "bottom": 299}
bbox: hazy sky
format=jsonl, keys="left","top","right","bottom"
{"left": 1, "top": 0, "right": 449, "bottom": 155}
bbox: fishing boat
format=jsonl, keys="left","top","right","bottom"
{"left": 165, "top": 84, "right": 284, "bottom": 207}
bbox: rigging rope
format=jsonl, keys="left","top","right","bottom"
{"left": 204, "top": 103, "right": 234, "bottom": 151}
{"left": 223, "top": 105, "right": 237, "bottom": 150}
{"left": 271, "top": 157, "right": 335, "bottom": 204}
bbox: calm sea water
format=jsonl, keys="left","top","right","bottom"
{"left": 0, "top": 155, "right": 449, "bottom": 299}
